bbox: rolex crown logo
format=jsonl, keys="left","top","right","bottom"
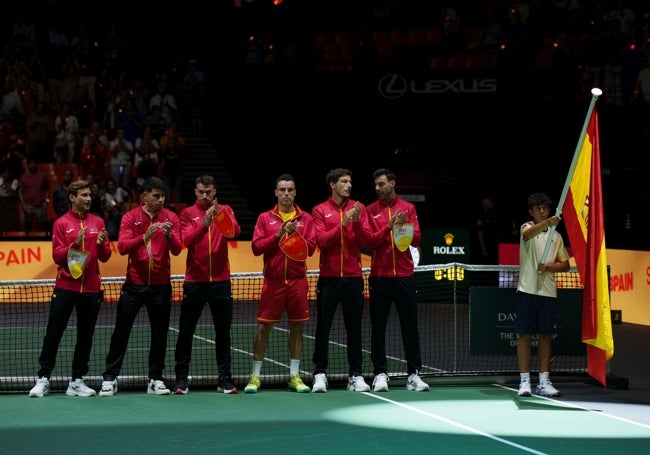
{"left": 444, "top": 233, "right": 454, "bottom": 246}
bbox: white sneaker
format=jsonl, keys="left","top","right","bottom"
{"left": 518, "top": 381, "right": 532, "bottom": 397}
{"left": 147, "top": 379, "right": 171, "bottom": 395}
{"left": 372, "top": 373, "right": 389, "bottom": 392}
{"left": 406, "top": 371, "right": 429, "bottom": 391}
{"left": 29, "top": 377, "right": 50, "bottom": 398}
{"left": 311, "top": 373, "right": 328, "bottom": 393}
{"left": 99, "top": 379, "right": 118, "bottom": 397}
{"left": 348, "top": 375, "right": 370, "bottom": 392}
{"left": 536, "top": 380, "right": 561, "bottom": 397}
{"left": 66, "top": 378, "right": 96, "bottom": 397}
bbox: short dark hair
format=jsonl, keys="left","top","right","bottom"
{"left": 143, "top": 176, "right": 166, "bottom": 193}
{"left": 68, "top": 179, "right": 90, "bottom": 197}
{"left": 325, "top": 168, "right": 351, "bottom": 187}
{"left": 372, "top": 168, "right": 396, "bottom": 181}
{"left": 527, "top": 192, "right": 552, "bottom": 209}
{"left": 275, "top": 173, "right": 295, "bottom": 187}
{"left": 195, "top": 175, "right": 215, "bottom": 187}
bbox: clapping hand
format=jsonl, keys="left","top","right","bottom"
{"left": 281, "top": 220, "right": 296, "bottom": 237}
{"left": 96, "top": 228, "right": 108, "bottom": 245}
{"left": 390, "top": 209, "right": 407, "bottom": 227}
{"left": 76, "top": 227, "right": 87, "bottom": 248}
{"left": 343, "top": 201, "right": 361, "bottom": 226}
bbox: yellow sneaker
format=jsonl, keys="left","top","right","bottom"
{"left": 288, "top": 374, "right": 311, "bottom": 393}
{"left": 244, "top": 374, "right": 261, "bottom": 393}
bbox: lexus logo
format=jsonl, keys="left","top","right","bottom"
{"left": 377, "top": 73, "right": 498, "bottom": 99}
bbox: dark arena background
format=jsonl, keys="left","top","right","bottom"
{"left": 209, "top": 1, "right": 650, "bottom": 249}
{"left": 1, "top": 0, "right": 648, "bottom": 247}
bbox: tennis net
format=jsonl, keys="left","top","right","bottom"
{"left": 0, "top": 264, "right": 588, "bottom": 393}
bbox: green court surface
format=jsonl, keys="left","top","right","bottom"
{"left": 2, "top": 384, "right": 649, "bottom": 454}
{"left": 1, "top": 323, "right": 438, "bottom": 389}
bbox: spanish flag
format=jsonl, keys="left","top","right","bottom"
{"left": 561, "top": 95, "right": 614, "bottom": 387}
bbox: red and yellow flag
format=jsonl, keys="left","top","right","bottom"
{"left": 561, "top": 107, "right": 614, "bottom": 387}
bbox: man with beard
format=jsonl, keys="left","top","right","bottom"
{"left": 173, "top": 175, "right": 241, "bottom": 395}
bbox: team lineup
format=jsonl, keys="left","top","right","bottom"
{"left": 27, "top": 169, "right": 565, "bottom": 398}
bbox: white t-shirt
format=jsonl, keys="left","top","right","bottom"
{"left": 516, "top": 221, "right": 570, "bottom": 297}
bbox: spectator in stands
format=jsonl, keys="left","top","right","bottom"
{"left": 93, "top": 67, "right": 117, "bottom": 126}
{"left": 129, "top": 80, "right": 150, "bottom": 119}
{"left": 0, "top": 167, "right": 20, "bottom": 232}
{"left": 515, "top": 193, "right": 570, "bottom": 398}
{"left": 18, "top": 158, "right": 50, "bottom": 233}
{"left": 53, "top": 169, "right": 74, "bottom": 218}
{"left": 82, "top": 120, "right": 109, "bottom": 148}
{"left": 362, "top": 168, "right": 429, "bottom": 392}
{"left": 100, "top": 85, "right": 122, "bottom": 131}
{"left": 53, "top": 102, "right": 79, "bottom": 164}
{"left": 1, "top": 133, "right": 27, "bottom": 182}
{"left": 79, "top": 130, "right": 109, "bottom": 188}
{"left": 1, "top": 76, "right": 25, "bottom": 125}
{"left": 144, "top": 104, "right": 167, "bottom": 142}
{"left": 99, "top": 176, "right": 182, "bottom": 397}
{"left": 159, "top": 122, "right": 185, "bottom": 204}
{"left": 89, "top": 180, "right": 103, "bottom": 217}
{"left": 46, "top": 20, "right": 70, "bottom": 70}
{"left": 244, "top": 173, "right": 316, "bottom": 394}
{"left": 102, "top": 177, "right": 130, "bottom": 240}
{"left": 73, "top": 37, "right": 99, "bottom": 107}
{"left": 11, "top": 8, "right": 37, "bottom": 51}
{"left": 310, "top": 168, "right": 371, "bottom": 393}
{"left": 108, "top": 127, "right": 134, "bottom": 190}
{"left": 116, "top": 98, "right": 144, "bottom": 145}
{"left": 28, "top": 179, "right": 111, "bottom": 398}
{"left": 25, "top": 101, "right": 56, "bottom": 164}
{"left": 180, "top": 59, "right": 205, "bottom": 136}
{"left": 173, "top": 175, "right": 241, "bottom": 395}
{"left": 134, "top": 125, "right": 160, "bottom": 192}
{"left": 149, "top": 79, "right": 177, "bottom": 126}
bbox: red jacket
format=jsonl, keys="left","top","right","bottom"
{"left": 181, "top": 201, "right": 241, "bottom": 282}
{"left": 52, "top": 210, "right": 112, "bottom": 293}
{"left": 364, "top": 195, "right": 421, "bottom": 277}
{"left": 117, "top": 205, "right": 182, "bottom": 285}
{"left": 252, "top": 204, "right": 316, "bottom": 283}
{"left": 312, "top": 197, "right": 367, "bottom": 278}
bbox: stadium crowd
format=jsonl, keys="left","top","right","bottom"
{"left": 3, "top": 0, "right": 650, "bottom": 242}
{"left": 0, "top": 2, "right": 202, "bottom": 235}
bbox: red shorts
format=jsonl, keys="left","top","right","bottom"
{"left": 257, "top": 277, "right": 309, "bottom": 324}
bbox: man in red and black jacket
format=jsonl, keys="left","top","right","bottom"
{"left": 100, "top": 176, "right": 182, "bottom": 397}
{"left": 310, "top": 168, "right": 371, "bottom": 393}
{"left": 363, "top": 168, "right": 429, "bottom": 393}
{"left": 244, "top": 173, "right": 316, "bottom": 394}
{"left": 29, "top": 179, "right": 111, "bottom": 398}
{"left": 172, "top": 174, "right": 241, "bottom": 395}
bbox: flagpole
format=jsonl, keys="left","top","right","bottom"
{"left": 539, "top": 88, "right": 602, "bottom": 265}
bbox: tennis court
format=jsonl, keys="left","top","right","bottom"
{"left": 1, "top": 381, "right": 649, "bottom": 454}
{"left": 0, "top": 265, "right": 590, "bottom": 393}
{"left": 1, "top": 265, "right": 649, "bottom": 453}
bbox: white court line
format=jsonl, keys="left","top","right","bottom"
{"left": 363, "top": 391, "right": 548, "bottom": 454}
{"left": 495, "top": 384, "right": 650, "bottom": 430}
{"left": 174, "top": 325, "right": 444, "bottom": 374}
{"left": 170, "top": 325, "right": 295, "bottom": 369}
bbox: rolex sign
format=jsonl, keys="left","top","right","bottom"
{"left": 417, "top": 227, "right": 470, "bottom": 302}
{"left": 421, "top": 228, "right": 470, "bottom": 264}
